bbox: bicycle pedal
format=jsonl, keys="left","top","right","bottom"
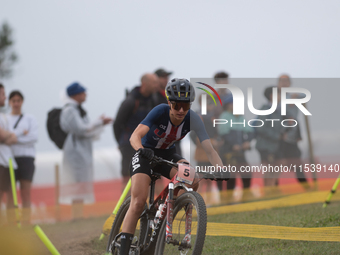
{"left": 132, "top": 236, "right": 138, "bottom": 245}
{"left": 128, "top": 247, "right": 140, "bottom": 255}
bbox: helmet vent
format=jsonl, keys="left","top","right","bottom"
{"left": 165, "top": 78, "right": 195, "bottom": 102}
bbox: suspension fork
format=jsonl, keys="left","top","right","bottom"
{"left": 183, "top": 203, "right": 193, "bottom": 244}
{"left": 165, "top": 182, "right": 194, "bottom": 245}
{"left": 165, "top": 182, "right": 174, "bottom": 243}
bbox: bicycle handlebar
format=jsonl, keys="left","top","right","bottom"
{"left": 152, "top": 155, "right": 178, "bottom": 168}
{"left": 151, "top": 155, "right": 230, "bottom": 181}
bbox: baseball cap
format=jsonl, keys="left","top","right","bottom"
{"left": 67, "top": 82, "right": 86, "bottom": 96}
{"left": 154, "top": 68, "right": 173, "bottom": 77}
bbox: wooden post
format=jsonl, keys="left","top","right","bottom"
{"left": 55, "top": 164, "right": 60, "bottom": 221}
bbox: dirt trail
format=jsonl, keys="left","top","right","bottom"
{"left": 38, "top": 216, "right": 108, "bottom": 255}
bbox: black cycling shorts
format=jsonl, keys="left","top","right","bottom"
{"left": 120, "top": 144, "right": 136, "bottom": 177}
{"left": 129, "top": 147, "right": 184, "bottom": 179}
{"left": 0, "top": 165, "right": 11, "bottom": 191}
{"left": 15, "top": 157, "right": 35, "bottom": 182}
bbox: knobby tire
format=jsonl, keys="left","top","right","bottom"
{"left": 154, "top": 191, "right": 207, "bottom": 255}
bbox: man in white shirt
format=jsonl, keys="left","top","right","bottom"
{"left": 0, "top": 83, "right": 17, "bottom": 224}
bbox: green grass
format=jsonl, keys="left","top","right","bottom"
{"left": 203, "top": 237, "right": 340, "bottom": 255}
{"left": 95, "top": 201, "right": 340, "bottom": 255}
{"left": 208, "top": 201, "right": 340, "bottom": 228}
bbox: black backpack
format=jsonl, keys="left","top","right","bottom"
{"left": 46, "top": 108, "right": 68, "bottom": 149}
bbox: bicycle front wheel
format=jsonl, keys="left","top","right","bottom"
{"left": 155, "top": 191, "right": 207, "bottom": 255}
{"left": 106, "top": 196, "right": 147, "bottom": 255}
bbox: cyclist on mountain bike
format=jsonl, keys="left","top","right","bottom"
{"left": 119, "top": 78, "right": 225, "bottom": 255}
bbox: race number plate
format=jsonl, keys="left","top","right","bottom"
{"left": 176, "top": 163, "right": 195, "bottom": 185}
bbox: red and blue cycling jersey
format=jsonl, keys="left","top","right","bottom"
{"left": 141, "top": 104, "right": 210, "bottom": 149}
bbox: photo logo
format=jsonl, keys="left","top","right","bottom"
{"left": 198, "top": 84, "right": 312, "bottom": 116}
{"left": 196, "top": 82, "right": 222, "bottom": 106}
{"left": 196, "top": 82, "right": 222, "bottom": 115}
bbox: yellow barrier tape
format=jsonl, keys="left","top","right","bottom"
{"left": 206, "top": 222, "right": 340, "bottom": 242}
{"left": 207, "top": 190, "right": 340, "bottom": 216}
{"left": 171, "top": 221, "right": 340, "bottom": 242}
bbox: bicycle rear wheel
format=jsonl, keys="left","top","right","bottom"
{"left": 155, "top": 191, "right": 207, "bottom": 255}
{"left": 106, "top": 196, "right": 147, "bottom": 255}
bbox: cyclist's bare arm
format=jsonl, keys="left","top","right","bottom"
{"left": 201, "top": 139, "right": 223, "bottom": 167}
{"left": 0, "top": 128, "right": 17, "bottom": 145}
{"left": 130, "top": 124, "right": 150, "bottom": 150}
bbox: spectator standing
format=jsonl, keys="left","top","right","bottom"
{"left": 6, "top": 90, "right": 38, "bottom": 224}
{"left": 213, "top": 71, "right": 231, "bottom": 191}
{"left": 277, "top": 74, "right": 308, "bottom": 187}
{"left": 0, "top": 83, "right": 17, "bottom": 224}
{"left": 255, "top": 86, "right": 284, "bottom": 188}
{"left": 218, "top": 95, "right": 254, "bottom": 201}
{"left": 60, "top": 82, "right": 112, "bottom": 219}
{"left": 154, "top": 68, "right": 183, "bottom": 156}
{"left": 193, "top": 95, "right": 221, "bottom": 205}
{"left": 113, "top": 74, "right": 159, "bottom": 190}
{"left": 153, "top": 68, "right": 172, "bottom": 105}
{"left": 214, "top": 72, "right": 230, "bottom": 99}
{"left": 213, "top": 71, "right": 230, "bottom": 118}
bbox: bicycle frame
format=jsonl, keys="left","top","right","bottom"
{"left": 108, "top": 155, "right": 217, "bottom": 254}
{"left": 139, "top": 162, "right": 196, "bottom": 253}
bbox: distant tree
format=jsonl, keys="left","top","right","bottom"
{"left": 0, "top": 22, "right": 18, "bottom": 78}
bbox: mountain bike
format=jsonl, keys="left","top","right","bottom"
{"left": 106, "top": 155, "right": 210, "bottom": 255}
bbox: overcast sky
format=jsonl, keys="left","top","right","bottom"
{"left": 1, "top": 0, "right": 339, "bottom": 152}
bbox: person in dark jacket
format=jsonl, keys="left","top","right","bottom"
{"left": 153, "top": 68, "right": 183, "bottom": 156}
{"left": 278, "top": 74, "right": 308, "bottom": 188}
{"left": 113, "top": 73, "right": 159, "bottom": 188}
{"left": 255, "top": 86, "right": 284, "bottom": 187}
{"left": 153, "top": 68, "right": 172, "bottom": 105}
{"left": 218, "top": 95, "right": 254, "bottom": 201}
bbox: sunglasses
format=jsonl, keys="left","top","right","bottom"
{"left": 170, "top": 101, "right": 191, "bottom": 111}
